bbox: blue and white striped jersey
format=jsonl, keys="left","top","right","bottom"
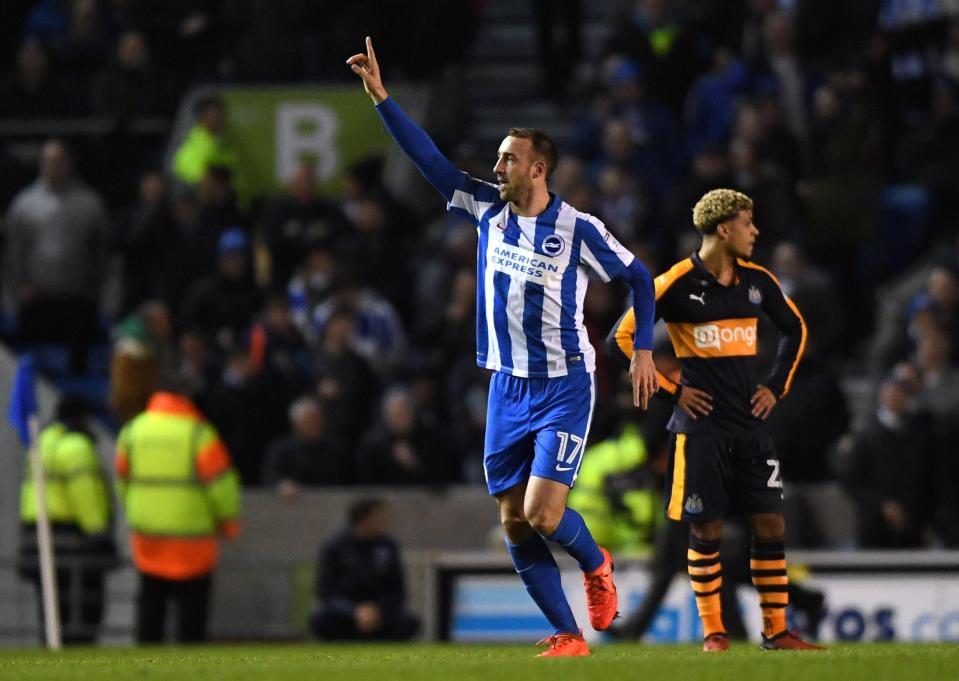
{"left": 374, "top": 96, "right": 654, "bottom": 379}
{"left": 449, "top": 174, "right": 641, "bottom": 378}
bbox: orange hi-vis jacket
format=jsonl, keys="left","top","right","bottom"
{"left": 115, "top": 392, "right": 241, "bottom": 580}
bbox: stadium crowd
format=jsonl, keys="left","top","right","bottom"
{"left": 3, "top": 0, "right": 959, "bottom": 550}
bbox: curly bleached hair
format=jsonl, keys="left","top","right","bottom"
{"left": 692, "top": 188, "right": 753, "bottom": 234}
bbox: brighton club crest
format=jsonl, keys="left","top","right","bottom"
{"left": 748, "top": 286, "right": 763, "bottom": 305}
{"left": 542, "top": 234, "right": 566, "bottom": 257}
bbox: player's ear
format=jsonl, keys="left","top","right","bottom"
{"left": 532, "top": 158, "right": 546, "bottom": 180}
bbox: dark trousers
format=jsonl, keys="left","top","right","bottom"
{"left": 17, "top": 297, "right": 98, "bottom": 374}
{"left": 136, "top": 573, "right": 212, "bottom": 644}
{"left": 310, "top": 607, "right": 419, "bottom": 641}
{"left": 29, "top": 567, "right": 105, "bottom": 645}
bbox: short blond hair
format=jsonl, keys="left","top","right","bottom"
{"left": 692, "top": 188, "right": 753, "bottom": 234}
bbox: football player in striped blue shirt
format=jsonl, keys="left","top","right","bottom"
{"left": 349, "top": 37, "right": 657, "bottom": 657}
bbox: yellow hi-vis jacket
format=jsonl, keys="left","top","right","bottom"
{"left": 20, "top": 422, "right": 112, "bottom": 535}
{"left": 115, "top": 392, "right": 240, "bottom": 580}
{"left": 568, "top": 424, "right": 662, "bottom": 555}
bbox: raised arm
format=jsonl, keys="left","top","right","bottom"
{"left": 347, "top": 36, "right": 461, "bottom": 201}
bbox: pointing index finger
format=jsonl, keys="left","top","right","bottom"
{"left": 366, "top": 36, "right": 378, "bottom": 68}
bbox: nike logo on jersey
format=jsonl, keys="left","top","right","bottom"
{"left": 689, "top": 292, "right": 706, "bottom": 305}
{"left": 555, "top": 464, "right": 574, "bottom": 472}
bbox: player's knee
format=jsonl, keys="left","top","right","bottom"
{"left": 500, "top": 511, "right": 532, "bottom": 543}
{"left": 524, "top": 504, "right": 562, "bottom": 536}
{"left": 689, "top": 520, "right": 723, "bottom": 543}
{"left": 752, "top": 513, "right": 785, "bottom": 540}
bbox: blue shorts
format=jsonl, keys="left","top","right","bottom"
{"left": 483, "top": 371, "right": 596, "bottom": 496}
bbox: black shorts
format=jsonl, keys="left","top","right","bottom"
{"left": 663, "top": 432, "right": 784, "bottom": 522}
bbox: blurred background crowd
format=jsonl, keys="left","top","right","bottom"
{"left": 2, "top": 0, "right": 959, "bottom": 551}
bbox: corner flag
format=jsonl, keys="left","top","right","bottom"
{"left": 7, "top": 354, "right": 61, "bottom": 650}
{"left": 8, "top": 354, "right": 38, "bottom": 446}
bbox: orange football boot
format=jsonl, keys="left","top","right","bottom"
{"left": 583, "top": 547, "right": 618, "bottom": 631}
{"left": 536, "top": 631, "right": 591, "bottom": 657}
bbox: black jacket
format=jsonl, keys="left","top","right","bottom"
{"left": 317, "top": 530, "right": 405, "bottom": 616}
{"left": 261, "top": 434, "right": 350, "bottom": 486}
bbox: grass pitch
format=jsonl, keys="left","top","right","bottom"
{"left": 0, "top": 643, "right": 955, "bottom": 681}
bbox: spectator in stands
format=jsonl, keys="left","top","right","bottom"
{"left": 163, "top": 166, "right": 245, "bottom": 300}
{"left": 90, "top": 29, "right": 165, "bottom": 117}
{"left": 288, "top": 241, "right": 337, "bottom": 334}
{"left": 446, "top": 367, "right": 487, "bottom": 483}
{"left": 4, "top": 138, "right": 108, "bottom": 374}
{"left": 113, "top": 171, "right": 172, "bottom": 315}
{"left": 684, "top": 48, "right": 750, "bottom": 156}
{"left": 220, "top": 0, "right": 306, "bottom": 82}
{"left": 874, "top": 265, "right": 959, "bottom": 373}
{"left": 248, "top": 294, "right": 313, "bottom": 399}
{"left": 25, "top": 0, "right": 73, "bottom": 42}
{"left": 311, "top": 275, "right": 407, "bottom": 378}
{"left": 727, "top": 102, "right": 804, "bottom": 256}
{"left": 46, "top": 0, "right": 112, "bottom": 109}
{"left": 261, "top": 396, "right": 349, "bottom": 496}
{"left": 109, "top": 300, "right": 174, "bottom": 424}
{"left": 801, "top": 78, "right": 881, "bottom": 340}
{"left": 176, "top": 329, "right": 221, "bottom": 407}
{"left": 901, "top": 80, "right": 959, "bottom": 221}
{"left": 312, "top": 304, "right": 376, "bottom": 444}
{"left": 765, "top": 358, "right": 849, "bottom": 485}
{"left": 205, "top": 348, "right": 280, "bottom": 485}
{"left": 161, "top": 191, "right": 201, "bottom": 309}
{"left": 913, "top": 321, "right": 959, "bottom": 435}
{"left": 180, "top": 228, "right": 262, "bottom": 353}
{"left": 0, "top": 39, "right": 67, "bottom": 118}
{"left": 18, "top": 396, "right": 116, "bottom": 645}
{"left": 260, "top": 159, "right": 345, "bottom": 288}
{"left": 661, "top": 143, "right": 732, "bottom": 262}
{"left": 115, "top": 377, "right": 241, "bottom": 643}
{"left": 771, "top": 242, "right": 843, "bottom": 361}
{"left": 941, "top": 18, "right": 959, "bottom": 83}
{"left": 436, "top": 268, "right": 477, "bottom": 364}
{"left": 755, "top": 12, "right": 811, "bottom": 153}
{"left": 172, "top": 94, "right": 244, "bottom": 198}
{"left": 596, "top": 164, "right": 650, "bottom": 246}
{"left": 128, "top": 1, "right": 222, "bottom": 89}
{"left": 335, "top": 193, "right": 411, "bottom": 309}
{"left": 410, "top": 223, "right": 475, "bottom": 349}
{"left": 764, "top": 242, "right": 849, "bottom": 485}
{"left": 581, "top": 59, "right": 685, "bottom": 198}
{"left": 837, "top": 371, "right": 936, "bottom": 548}
{"left": 310, "top": 499, "right": 419, "bottom": 641}
{"left": 532, "top": 0, "right": 581, "bottom": 100}
{"left": 356, "top": 386, "right": 451, "bottom": 485}
{"left": 604, "top": 0, "right": 706, "bottom": 114}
